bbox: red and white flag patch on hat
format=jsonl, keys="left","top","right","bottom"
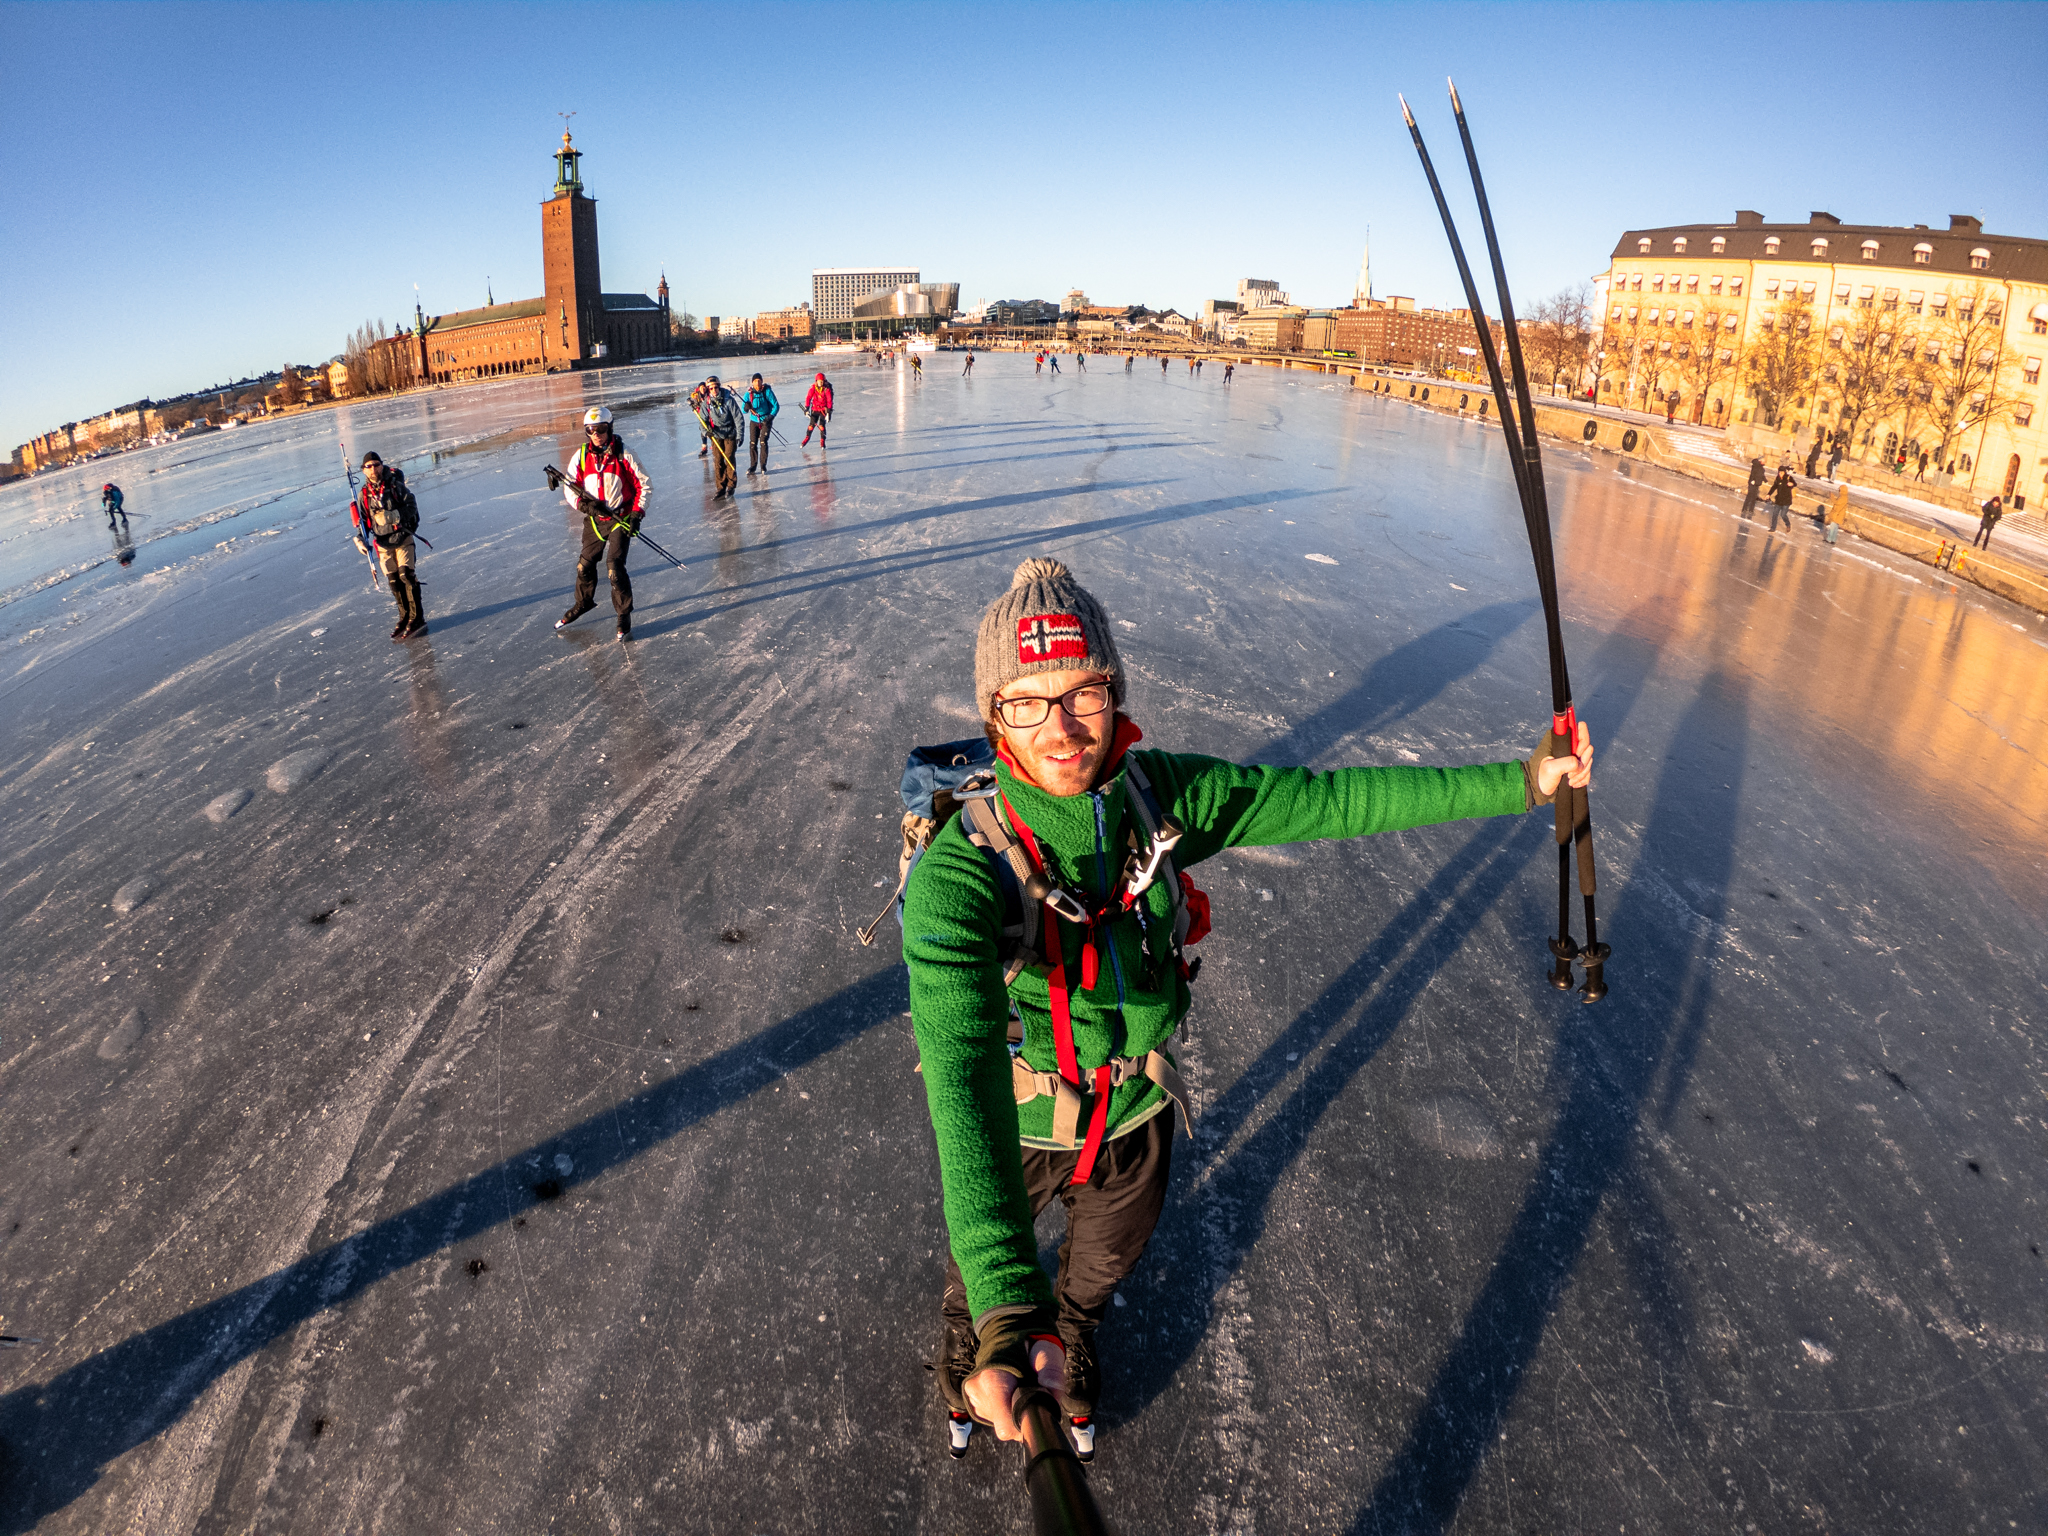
{"left": 1017, "top": 613, "right": 1088, "bottom": 664}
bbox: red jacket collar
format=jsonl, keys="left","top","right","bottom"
{"left": 995, "top": 713, "right": 1144, "bottom": 792}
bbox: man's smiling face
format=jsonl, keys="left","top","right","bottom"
{"left": 992, "top": 669, "right": 1114, "bottom": 797}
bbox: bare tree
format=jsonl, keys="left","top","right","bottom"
{"left": 1518, "top": 284, "right": 1593, "bottom": 396}
{"left": 1820, "top": 305, "right": 1918, "bottom": 464}
{"left": 1911, "top": 281, "right": 2024, "bottom": 482}
{"left": 1677, "top": 300, "right": 1740, "bottom": 426}
{"left": 1740, "top": 291, "right": 1821, "bottom": 429}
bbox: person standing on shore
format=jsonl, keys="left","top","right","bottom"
{"left": 700, "top": 375, "right": 743, "bottom": 497}
{"left": 352, "top": 452, "right": 428, "bottom": 640}
{"left": 101, "top": 483, "right": 126, "bottom": 528}
{"left": 1973, "top": 495, "right": 2003, "bottom": 550}
{"left": 743, "top": 374, "right": 780, "bottom": 476}
{"left": 908, "top": 557, "right": 1595, "bottom": 1461}
{"left": 802, "top": 372, "right": 834, "bottom": 447}
{"left": 555, "top": 406, "right": 649, "bottom": 643}
{"left": 1827, "top": 435, "right": 1844, "bottom": 480}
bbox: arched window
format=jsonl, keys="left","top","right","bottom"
{"left": 1913, "top": 242, "right": 1933, "bottom": 264}
{"left": 1970, "top": 248, "right": 1990, "bottom": 270}
{"left": 1637, "top": 237, "right": 1652, "bottom": 253}
{"left": 1673, "top": 236, "right": 1689, "bottom": 253}
{"left": 1812, "top": 238, "right": 1830, "bottom": 256}
{"left": 1710, "top": 235, "right": 1727, "bottom": 254}
{"left": 1764, "top": 236, "right": 1781, "bottom": 255}
{"left": 1861, "top": 239, "right": 1879, "bottom": 260}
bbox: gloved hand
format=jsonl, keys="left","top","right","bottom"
{"left": 963, "top": 1305, "right": 1065, "bottom": 1443}
{"left": 353, "top": 536, "right": 369, "bottom": 556}
{"left": 1524, "top": 721, "right": 1594, "bottom": 807}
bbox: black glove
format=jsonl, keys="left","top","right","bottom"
{"left": 971, "top": 1303, "right": 1059, "bottom": 1384}
{"left": 1523, "top": 729, "right": 1566, "bottom": 810}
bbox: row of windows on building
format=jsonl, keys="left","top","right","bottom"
{"left": 1621, "top": 272, "right": 1745, "bottom": 294}
{"left": 1633, "top": 233, "right": 1987, "bottom": 268}
{"left": 1618, "top": 279, "right": 2039, "bottom": 331}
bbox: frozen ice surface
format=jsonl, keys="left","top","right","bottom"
{"left": 1, "top": 357, "right": 2045, "bottom": 1533}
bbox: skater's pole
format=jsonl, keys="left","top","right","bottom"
{"left": 340, "top": 437, "right": 383, "bottom": 592}
{"left": 1400, "top": 84, "right": 1609, "bottom": 1002}
{"left": 1015, "top": 1389, "right": 1110, "bottom": 1536}
{"left": 544, "top": 465, "right": 686, "bottom": 570}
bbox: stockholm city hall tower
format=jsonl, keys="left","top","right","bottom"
{"left": 544, "top": 132, "right": 603, "bottom": 363}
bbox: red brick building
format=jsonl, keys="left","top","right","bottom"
{"left": 375, "top": 133, "right": 670, "bottom": 387}
{"left": 1334, "top": 304, "right": 1501, "bottom": 370}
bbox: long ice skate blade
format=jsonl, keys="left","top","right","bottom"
{"left": 1069, "top": 1416, "right": 1095, "bottom": 1464}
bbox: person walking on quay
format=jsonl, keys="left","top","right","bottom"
{"left": 554, "top": 406, "right": 650, "bottom": 643}
{"left": 1915, "top": 450, "right": 1930, "bottom": 481}
{"left": 1827, "top": 434, "right": 1844, "bottom": 480}
{"left": 743, "top": 373, "right": 779, "bottom": 477}
{"left": 963, "top": 352, "right": 975, "bottom": 376}
{"left": 101, "top": 482, "right": 126, "bottom": 528}
{"left": 699, "top": 375, "right": 743, "bottom": 498}
{"left": 801, "top": 372, "right": 835, "bottom": 447}
{"left": 1974, "top": 495, "right": 2004, "bottom": 550}
{"left": 352, "top": 452, "right": 428, "bottom": 641}
{"left": 908, "top": 557, "right": 1594, "bottom": 1461}
{"left": 1742, "top": 456, "right": 1767, "bottom": 513}
{"left": 1768, "top": 466, "right": 1797, "bottom": 532}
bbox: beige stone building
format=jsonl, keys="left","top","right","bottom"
{"left": 1598, "top": 211, "right": 2048, "bottom": 505}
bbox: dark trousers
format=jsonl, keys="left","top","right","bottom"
{"left": 574, "top": 522, "right": 633, "bottom": 621}
{"left": 941, "top": 1110, "right": 1174, "bottom": 1416}
{"left": 1974, "top": 519, "right": 1997, "bottom": 549}
{"left": 748, "top": 420, "right": 771, "bottom": 471}
{"left": 711, "top": 434, "right": 738, "bottom": 493}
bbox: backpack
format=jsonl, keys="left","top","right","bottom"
{"left": 856, "top": 736, "right": 1207, "bottom": 991}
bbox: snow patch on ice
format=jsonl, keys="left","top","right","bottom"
{"left": 1800, "top": 1338, "right": 1835, "bottom": 1365}
{"left": 929, "top": 694, "right": 982, "bottom": 722}
{"left": 203, "top": 788, "right": 253, "bottom": 823}
{"left": 112, "top": 875, "right": 159, "bottom": 915}
{"left": 98, "top": 1006, "right": 148, "bottom": 1059}
{"left": 267, "top": 746, "right": 331, "bottom": 793}
{"left": 1304, "top": 553, "right": 1339, "bottom": 565}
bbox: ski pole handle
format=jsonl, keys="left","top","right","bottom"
{"left": 1015, "top": 1388, "right": 1110, "bottom": 1536}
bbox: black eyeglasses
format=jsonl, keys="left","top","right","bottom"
{"left": 994, "top": 682, "right": 1112, "bottom": 730}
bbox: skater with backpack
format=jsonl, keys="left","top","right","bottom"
{"left": 101, "top": 482, "right": 127, "bottom": 528}
{"left": 350, "top": 452, "right": 428, "bottom": 639}
{"left": 553, "top": 406, "right": 650, "bottom": 642}
{"left": 876, "top": 557, "right": 1594, "bottom": 1466}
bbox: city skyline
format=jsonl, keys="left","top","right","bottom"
{"left": 4, "top": 1, "right": 2045, "bottom": 449}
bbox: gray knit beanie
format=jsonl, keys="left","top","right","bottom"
{"left": 974, "top": 557, "right": 1124, "bottom": 720}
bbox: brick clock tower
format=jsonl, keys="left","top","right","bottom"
{"left": 543, "top": 132, "right": 602, "bottom": 367}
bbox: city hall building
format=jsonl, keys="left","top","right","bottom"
{"left": 1598, "top": 211, "right": 2046, "bottom": 503}
{"left": 376, "top": 134, "right": 669, "bottom": 386}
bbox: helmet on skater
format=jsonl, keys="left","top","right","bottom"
{"left": 583, "top": 406, "right": 613, "bottom": 430}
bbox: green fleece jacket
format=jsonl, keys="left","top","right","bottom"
{"left": 904, "top": 729, "right": 1530, "bottom": 1325}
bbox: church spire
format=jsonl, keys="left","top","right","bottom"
{"left": 1354, "top": 229, "right": 1372, "bottom": 308}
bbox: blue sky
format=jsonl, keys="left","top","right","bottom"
{"left": 5, "top": 1, "right": 2044, "bottom": 449}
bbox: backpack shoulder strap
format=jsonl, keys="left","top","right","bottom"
{"left": 962, "top": 793, "right": 1045, "bottom": 984}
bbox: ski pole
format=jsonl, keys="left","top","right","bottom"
{"left": 544, "top": 465, "right": 685, "bottom": 569}
{"left": 1015, "top": 1389, "right": 1110, "bottom": 1536}
{"left": 340, "top": 438, "right": 383, "bottom": 592}
{"left": 1402, "top": 82, "right": 1608, "bottom": 1003}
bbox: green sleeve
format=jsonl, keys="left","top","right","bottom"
{"left": 1141, "top": 750, "right": 1530, "bottom": 867}
{"left": 903, "top": 824, "right": 1055, "bottom": 1323}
